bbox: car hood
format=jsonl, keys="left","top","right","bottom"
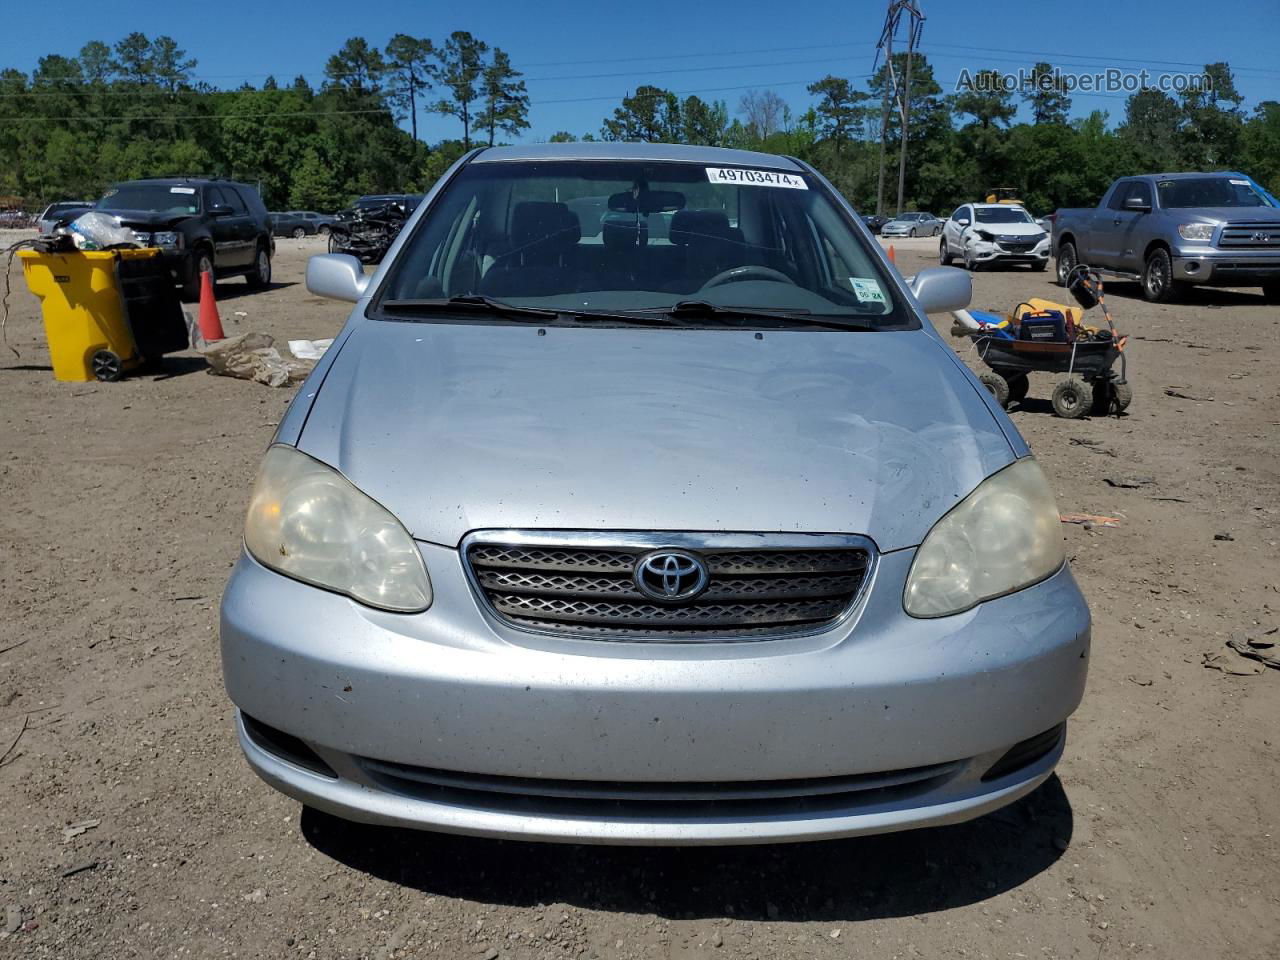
{"left": 103, "top": 209, "right": 196, "bottom": 229}
{"left": 295, "top": 319, "right": 1017, "bottom": 551}
{"left": 1173, "top": 207, "right": 1280, "bottom": 224}
{"left": 969, "top": 222, "right": 1044, "bottom": 237}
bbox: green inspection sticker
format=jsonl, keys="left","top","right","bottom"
{"left": 850, "top": 277, "right": 887, "bottom": 304}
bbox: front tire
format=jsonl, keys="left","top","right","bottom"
{"left": 1051, "top": 377, "right": 1090, "bottom": 419}
{"left": 318, "top": 225, "right": 330, "bottom": 237}
{"left": 1142, "top": 248, "right": 1186, "bottom": 303}
{"left": 1055, "top": 242, "right": 1077, "bottom": 287}
{"left": 978, "top": 372, "right": 1010, "bottom": 408}
{"left": 939, "top": 239, "right": 953, "bottom": 266}
{"left": 181, "top": 249, "right": 214, "bottom": 302}
{"left": 908, "top": 227, "right": 917, "bottom": 238}
{"left": 292, "top": 227, "right": 306, "bottom": 239}
{"left": 247, "top": 245, "right": 272, "bottom": 290}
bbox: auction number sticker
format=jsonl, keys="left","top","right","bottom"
{"left": 706, "top": 167, "right": 808, "bottom": 189}
{"left": 170, "top": 186, "right": 196, "bottom": 194}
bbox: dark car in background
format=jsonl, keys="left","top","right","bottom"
{"left": 269, "top": 211, "right": 317, "bottom": 239}
{"left": 327, "top": 194, "right": 424, "bottom": 264}
{"left": 862, "top": 213, "right": 891, "bottom": 235}
{"left": 287, "top": 210, "right": 335, "bottom": 235}
{"left": 96, "top": 178, "right": 275, "bottom": 300}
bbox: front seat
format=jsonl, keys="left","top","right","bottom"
{"left": 481, "top": 201, "right": 581, "bottom": 298}
{"left": 670, "top": 210, "right": 741, "bottom": 291}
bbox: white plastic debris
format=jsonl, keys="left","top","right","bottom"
{"left": 287, "top": 338, "right": 335, "bottom": 360}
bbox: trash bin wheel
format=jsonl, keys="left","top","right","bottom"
{"left": 91, "top": 350, "right": 124, "bottom": 382}
{"left": 1051, "top": 377, "right": 1090, "bottom": 419}
{"left": 977, "top": 371, "right": 1010, "bottom": 408}
{"left": 1006, "top": 373, "right": 1029, "bottom": 405}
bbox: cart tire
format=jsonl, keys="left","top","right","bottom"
{"left": 91, "top": 350, "right": 124, "bottom": 382}
{"left": 1055, "top": 242, "right": 1077, "bottom": 287}
{"left": 1051, "top": 377, "right": 1090, "bottom": 418}
{"left": 1113, "top": 380, "right": 1133, "bottom": 411}
{"left": 1006, "top": 373, "right": 1030, "bottom": 404}
{"left": 978, "top": 372, "right": 1011, "bottom": 408}
{"left": 939, "top": 239, "right": 953, "bottom": 265}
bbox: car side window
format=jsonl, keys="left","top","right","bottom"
{"left": 206, "top": 186, "right": 226, "bottom": 210}
{"left": 223, "top": 187, "right": 249, "bottom": 216}
{"left": 1107, "top": 181, "right": 1133, "bottom": 211}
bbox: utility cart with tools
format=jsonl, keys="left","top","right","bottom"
{"left": 956, "top": 265, "right": 1131, "bottom": 419}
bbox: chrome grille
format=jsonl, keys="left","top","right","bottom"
{"left": 1218, "top": 220, "right": 1280, "bottom": 248}
{"left": 465, "top": 533, "right": 872, "bottom": 641}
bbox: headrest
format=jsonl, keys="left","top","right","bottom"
{"left": 602, "top": 216, "right": 648, "bottom": 250}
{"left": 670, "top": 210, "right": 732, "bottom": 246}
{"left": 511, "top": 201, "right": 580, "bottom": 254}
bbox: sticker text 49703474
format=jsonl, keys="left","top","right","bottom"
{"left": 705, "top": 168, "right": 808, "bottom": 190}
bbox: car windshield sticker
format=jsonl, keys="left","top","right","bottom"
{"left": 170, "top": 187, "right": 196, "bottom": 194}
{"left": 705, "top": 168, "right": 808, "bottom": 190}
{"left": 850, "top": 278, "right": 887, "bottom": 304}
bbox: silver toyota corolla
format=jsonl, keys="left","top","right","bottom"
{"left": 221, "top": 142, "right": 1090, "bottom": 845}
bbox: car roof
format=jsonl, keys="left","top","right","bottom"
{"left": 472, "top": 141, "right": 804, "bottom": 171}
{"left": 971, "top": 202, "right": 1029, "bottom": 210}
{"left": 1142, "top": 171, "right": 1249, "bottom": 181}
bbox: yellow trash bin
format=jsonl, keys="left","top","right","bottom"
{"left": 18, "top": 248, "right": 161, "bottom": 382}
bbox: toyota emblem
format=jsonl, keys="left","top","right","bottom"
{"left": 634, "top": 550, "right": 710, "bottom": 602}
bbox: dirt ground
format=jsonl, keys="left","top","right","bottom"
{"left": 0, "top": 232, "right": 1277, "bottom": 960}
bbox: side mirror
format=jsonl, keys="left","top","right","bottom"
{"left": 1124, "top": 197, "right": 1151, "bottom": 213}
{"left": 306, "top": 253, "right": 369, "bottom": 302}
{"left": 910, "top": 266, "right": 972, "bottom": 315}
{"left": 208, "top": 203, "right": 233, "bottom": 217}
{"left": 956, "top": 218, "right": 970, "bottom": 226}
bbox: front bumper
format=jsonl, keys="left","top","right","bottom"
{"left": 1173, "top": 253, "right": 1280, "bottom": 285}
{"left": 968, "top": 239, "right": 1050, "bottom": 264}
{"left": 221, "top": 543, "right": 1090, "bottom": 844}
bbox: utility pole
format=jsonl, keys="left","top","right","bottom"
{"left": 873, "top": 0, "right": 925, "bottom": 218}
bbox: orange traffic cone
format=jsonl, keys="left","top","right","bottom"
{"left": 887, "top": 244, "right": 897, "bottom": 264}
{"left": 197, "top": 269, "right": 225, "bottom": 342}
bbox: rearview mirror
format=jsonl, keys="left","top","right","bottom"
{"left": 1124, "top": 197, "right": 1151, "bottom": 213}
{"left": 306, "top": 253, "right": 370, "bottom": 302}
{"left": 909, "top": 267, "right": 972, "bottom": 315}
{"left": 608, "top": 189, "right": 687, "bottom": 214}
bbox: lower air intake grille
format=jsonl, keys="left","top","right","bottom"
{"left": 465, "top": 535, "right": 873, "bottom": 641}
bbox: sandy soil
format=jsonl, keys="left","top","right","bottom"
{"left": 0, "top": 233, "right": 1277, "bottom": 960}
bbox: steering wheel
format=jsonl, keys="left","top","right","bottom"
{"left": 700, "top": 265, "right": 796, "bottom": 289}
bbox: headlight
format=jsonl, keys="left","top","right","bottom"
{"left": 904, "top": 458, "right": 1064, "bottom": 618}
{"left": 244, "top": 445, "right": 432, "bottom": 612}
{"left": 1177, "top": 223, "right": 1215, "bottom": 241}
{"left": 152, "top": 231, "right": 182, "bottom": 248}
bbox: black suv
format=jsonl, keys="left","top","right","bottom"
{"left": 95, "top": 178, "right": 275, "bottom": 301}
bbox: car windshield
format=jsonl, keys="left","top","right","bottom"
{"left": 1157, "top": 177, "right": 1272, "bottom": 208}
{"left": 377, "top": 160, "right": 911, "bottom": 327}
{"left": 974, "top": 207, "right": 1033, "bottom": 224}
{"left": 98, "top": 184, "right": 200, "bottom": 215}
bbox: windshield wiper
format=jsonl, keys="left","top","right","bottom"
{"left": 382, "top": 297, "right": 683, "bottom": 327}
{"left": 381, "top": 295, "right": 560, "bottom": 320}
{"left": 657, "top": 300, "right": 879, "bottom": 332}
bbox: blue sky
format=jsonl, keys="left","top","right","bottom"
{"left": 3, "top": 0, "right": 1277, "bottom": 141}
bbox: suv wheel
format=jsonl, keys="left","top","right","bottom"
{"left": 1142, "top": 248, "right": 1186, "bottom": 303}
{"left": 1055, "top": 242, "right": 1077, "bottom": 287}
{"left": 182, "top": 249, "right": 215, "bottom": 302}
{"left": 247, "top": 245, "right": 272, "bottom": 289}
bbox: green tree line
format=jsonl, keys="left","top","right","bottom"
{"left": 2, "top": 33, "right": 1276, "bottom": 219}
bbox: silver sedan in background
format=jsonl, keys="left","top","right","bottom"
{"left": 221, "top": 142, "right": 1090, "bottom": 845}
{"left": 880, "top": 212, "right": 944, "bottom": 237}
